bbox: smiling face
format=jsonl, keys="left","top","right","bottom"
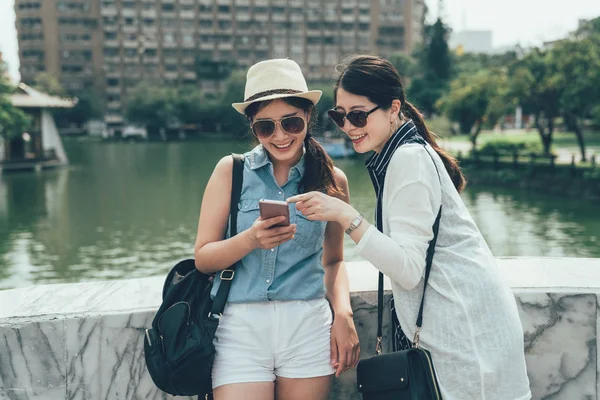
{"left": 251, "top": 99, "right": 309, "bottom": 164}
{"left": 333, "top": 88, "right": 401, "bottom": 154}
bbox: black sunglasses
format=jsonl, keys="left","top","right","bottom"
{"left": 251, "top": 116, "right": 306, "bottom": 139}
{"left": 327, "top": 105, "right": 382, "bottom": 128}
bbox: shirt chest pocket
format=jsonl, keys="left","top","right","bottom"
{"left": 292, "top": 208, "right": 327, "bottom": 251}
{"left": 237, "top": 199, "right": 260, "bottom": 234}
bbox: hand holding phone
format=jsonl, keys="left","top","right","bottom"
{"left": 247, "top": 199, "right": 295, "bottom": 250}
{"left": 259, "top": 199, "right": 290, "bottom": 227}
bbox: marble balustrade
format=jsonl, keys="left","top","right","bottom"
{"left": 1, "top": 257, "right": 600, "bottom": 399}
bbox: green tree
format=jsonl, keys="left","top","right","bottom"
{"left": 0, "top": 63, "right": 31, "bottom": 160}
{"left": 388, "top": 52, "right": 417, "bottom": 80}
{"left": 124, "top": 82, "right": 179, "bottom": 136}
{"left": 214, "top": 70, "right": 250, "bottom": 137}
{"left": 507, "top": 48, "right": 561, "bottom": 156}
{"left": 32, "top": 72, "right": 102, "bottom": 128}
{"left": 409, "top": 17, "right": 453, "bottom": 115}
{"left": 551, "top": 35, "right": 600, "bottom": 161}
{"left": 437, "top": 68, "right": 510, "bottom": 149}
{"left": 32, "top": 72, "right": 65, "bottom": 96}
{"left": 453, "top": 51, "right": 518, "bottom": 77}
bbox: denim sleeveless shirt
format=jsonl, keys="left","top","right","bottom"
{"left": 210, "top": 144, "right": 328, "bottom": 303}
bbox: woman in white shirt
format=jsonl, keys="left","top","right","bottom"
{"left": 287, "top": 55, "right": 531, "bottom": 399}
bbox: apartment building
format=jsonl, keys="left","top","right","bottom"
{"left": 15, "top": 0, "right": 424, "bottom": 127}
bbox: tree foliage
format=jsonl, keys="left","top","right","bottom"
{"left": 0, "top": 63, "right": 30, "bottom": 140}
{"left": 437, "top": 68, "right": 510, "bottom": 148}
{"left": 409, "top": 18, "right": 453, "bottom": 115}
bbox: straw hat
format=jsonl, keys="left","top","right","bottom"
{"left": 232, "top": 59, "right": 322, "bottom": 114}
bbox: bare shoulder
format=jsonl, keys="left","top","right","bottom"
{"left": 333, "top": 166, "right": 348, "bottom": 187}
{"left": 214, "top": 155, "right": 234, "bottom": 176}
{"left": 333, "top": 166, "right": 350, "bottom": 201}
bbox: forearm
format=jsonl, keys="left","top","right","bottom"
{"left": 336, "top": 204, "right": 373, "bottom": 245}
{"left": 324, "top": 260, "right": 353, "bottom": 317}
{"left": 195, "top": 230, "right": 255, "bottom": 273}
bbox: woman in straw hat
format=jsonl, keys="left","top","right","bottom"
{"left": 194, "top": 59, "right": 360, "bottom": 400}
{"left": 287, "top": 55, "right": 531, "bottom": 399}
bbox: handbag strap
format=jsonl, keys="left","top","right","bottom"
{"left": 376, "top": 145, "right": 442, "bottom": 353}
{"left": 209, "top": 153, "right": 245, "bottom": 319}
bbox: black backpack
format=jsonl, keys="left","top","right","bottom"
{"left": 144, "top": 153, "right": 244, "bottom": 397}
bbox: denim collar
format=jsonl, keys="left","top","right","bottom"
{"left": 249, "top": 144, "right": 306, "bottom": 177}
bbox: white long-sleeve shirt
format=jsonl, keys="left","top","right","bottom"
{"left": 356, "top": 143, "right": 531, "bottom": 400}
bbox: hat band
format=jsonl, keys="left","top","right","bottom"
{"left": 244, "top": 89, "right": 302, "bottom": 102}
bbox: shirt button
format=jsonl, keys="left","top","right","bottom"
{"left": 278, "top": 191, "right": 282, "bottom": 195}
{"left": 266, "top": 279, "right": 270, "bottom": 283}
{"left": 270, "top": 248, "right": 275, "bottom": 252}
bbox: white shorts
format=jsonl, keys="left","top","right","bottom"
{"left": 211, "top": 298, "right": 335, "bottom": 389}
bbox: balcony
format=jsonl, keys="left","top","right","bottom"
{"left": 121, "top": 9, "right": 136, "bottom": 18}
{"left": 107, "top": 101, "right": 121, "bottom": 110}
{"left": 122, "top": 25, "right": 138, "bottom": 34}
{"left": 103, "top": 55, "right": 120, "bottom": 63}
{"left": 123, "top": 40, "right": 137, "bottom": 48}
{"left": 359, "top": 14, "right": 370, "bottom": 23}
{"left": 179, "top": 10, "right": 195, "bottom": 19}
{"left": 199, "top": 42, "right": 214, "bottom": 50}
{"left": 272, "top": 13, "right": 287, "bottom": 22}
{"left": 236, "top": 12, "right": 251, "bottom": 21}
{"left": 217, "top": 42, "right": 233, "bottom": 51}
{"left": 254, "top": 13, "right": 268, "bottom": 22}
{"left": 341, "top": 15, "right": 355, "bottom": 23}
{"left": 182, "top": 71, "right": 196, "bottom": 80}
{"left": 141, "top": 9, "right": 156, "bottom": 18}
{"left": 106, "top": 86, "right": 121, "bottom": 94}
{"left": 104, "top": 40, "right": 119, "bottom": 47}
{"left": 101, "top": 8, "right": 118, "bottom": 17}
{"left": 164, "top": 71, "right": 179, "bottom": 80}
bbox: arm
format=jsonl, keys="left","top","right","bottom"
{"left": 194, "top": 156, "right": 295, "bottom": 273}
{"left": 355, "top": 148, "right": 441, "bottom": 290}
{"left": 323, "top": 168, "right": 360, "bottom": 376}
{"left": 194, "top": 156, "right": 255, "bottom": 273}
{"left": 286, "top": 147, "right": 440, "bottom": 290}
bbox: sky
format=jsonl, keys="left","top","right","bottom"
{"left": 1, "top": 0, "right": 600, "bottom": 82}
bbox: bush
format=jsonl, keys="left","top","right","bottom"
{"left": 477, "top": 139, "right": 545, "bottom": 156}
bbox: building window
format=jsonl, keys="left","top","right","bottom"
{"left": 20, "top": 18, "right": 42, "bottom": 28}
{"left": 57, "top": 2, "right": 91, "bottom": 12}
{"left": 18, "top": 2, "right": 41, "bottom": 11}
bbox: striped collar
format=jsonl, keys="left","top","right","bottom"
{"left": 366, "top": 120, "right": 419, "bottom": 175}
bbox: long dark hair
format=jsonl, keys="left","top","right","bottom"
{"left": 333, "top": 55, "right": 466, "bottom": 192}
{"left": 245, "top": 96, "right": 342, "bottom": 197}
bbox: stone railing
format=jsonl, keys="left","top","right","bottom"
{"left": 1, "top": 257, "right": 600, "bottom": 399}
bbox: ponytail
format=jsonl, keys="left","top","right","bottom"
{"left": 302, "top": 133, "right": 342, "bottom": 197}
{"left": 402, "top": 101, "right": 467, "bottom": 192}
{"left": 334, "top": 54, "right": 467, "bottom": 192}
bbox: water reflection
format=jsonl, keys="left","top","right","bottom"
{"left": 0, "top": 140, "right": 598, "bottom": 290}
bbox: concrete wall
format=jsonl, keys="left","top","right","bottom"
{"left": 1, "top": 257, "right": 600, "bottom": 399}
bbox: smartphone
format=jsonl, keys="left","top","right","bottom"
{"left": 259, "top": 199, "right": 290, "bottom": 227}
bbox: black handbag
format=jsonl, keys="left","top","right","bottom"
{"left": 356, "top": 171, "right": 443, "bottom": 399}
{"left": 144, "top": 153, "right": 244, "bottom": 398}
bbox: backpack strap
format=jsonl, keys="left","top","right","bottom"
{"left": 209, "top": 153, "right": 245, "bottom": 319}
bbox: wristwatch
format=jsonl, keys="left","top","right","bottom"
{"left": 345, "top": 214, "right": 364, "bottom": 235}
